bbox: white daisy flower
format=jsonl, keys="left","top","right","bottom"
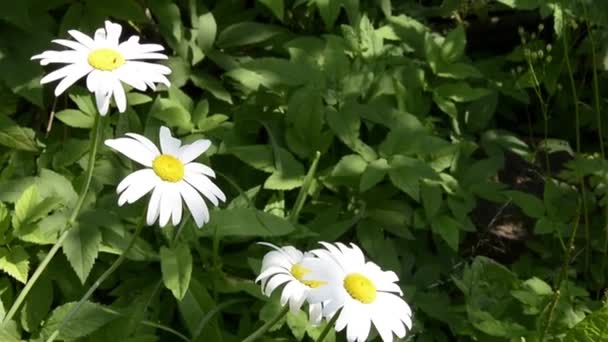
{"left": 32, "top": 20, "right": 171, "bottom": 115}
{"left": 302, "top": 242, "right": 412, "bottom": 342}
{"left": 255, "top": 243, "right": 324, "bottom": 325}
{"left": 104, "top": 126, "right": 226, "bottom": 228}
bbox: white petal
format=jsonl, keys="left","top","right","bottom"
{"left": 111, "top": 77, "right": 127, "bottom": 112}
{"left": 263, "top": 274, "right": 291, "bottom": 296}
{"left": 178, "top": 139, "right": 211, "bottom": 163}
{"left": 86, "top": 70, "right": 101, "bottom": 92}
{"left": 117, "top": 170, "right": 159, "bottom": 205}
{"left": 184, "top": 173, "right": 226, "bottom": 205}
{"left": 171, "top": 186, "right": 183, "bottom": 226}
{"left": 94, "top": 27, "right": 107, "bottom": 44}
{"left": 178, "top": 181, "right": 209, "bottom": 228}
{"left": 146, "top": 183, "right": 163, "bottom": 226}
{"left": 68, "top": 30, "right": 95, "bottom": 49}
{"left": 280, "top": 281, "right": 299, "bottom": 306}
{"left": 53, "top": 64, "right": 92, "bottom": 96}
{"left": 255, "top": 266, "right": 289, "bottom": 283}
{"left": 52, "top": 39, "right": 89, "bottom": 52}
{"left": 105, "top": 137, "right": 156, "bottom": 167}
{"left": 185, "top": 162, "right": 216, "bottom": 178}
{"left": 125, "top": 133, "right": 161, "bottom": 156}
{"left": 289, "top": 286, "right": 307, "bottom": 312}
{"left": 40, "top": 63, "right": 85, "bottom": 85}
{"left": 309, "top": 303, "right": 323, "bottom": 325}
{"left": 104, "top": 21, "right": 122, "bottom": 46}
{"left": 261, "top": 251, "right": 293, "bottom": 272}
{"left": 159, "top": 126, "right": 181, "bottom": 155}
{"left": 158, "top": 184, "right": 176, "bottom": 227}
{"left": 113, "top": 67, "right": 147, "bottom": 90}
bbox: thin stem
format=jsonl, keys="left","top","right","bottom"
{"left": 539, "top": 203, "right": 581, "bottom": 341}
{"left": 99, "top": 307, "right": 190, "bottom": 342}
{"left": 190, "top": 298, "right": 246, "bottom": 341}
{"left": 288, "top": 151, "right": 321, "bottom": 224}
{"left": 241, "top": 305, "right": 289, "bottom": 342}
{"left": 315, "top": 310, "right": 340, "bottom": 342}
{"left": 3, "top": 114, "right": 103, "bottom": 324}
{"left": 45, "top": 215, "right": 146, "bottom": 342}
{"left": 212, "top": 224, "right": 220, "bottom": 301}
{"left": 562, "top": 26, "right": 591, "bottom": 277}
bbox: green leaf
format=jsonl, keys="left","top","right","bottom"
{"left": 0, "top": 115, "right": 38, "bottom": 151}
{"left": 565, "top": 305, "right": 608, "bottom": 341}
{"left": 441, "top": 25, "right": 466, "bottom": 63}
{"left": 12, "top": 185, "right": 38, "bottom": 230}
{"left": 21, "top": 274, "right": 53, "bottom": 332}
{"left": 190, "top": 71, "right": 232, "bottom": 104}
{"left": 40, "top": 301, "right": 117, "bottom": 341}
{"left": 327, "top": 103, "right": 377, "bottom": 161}
{"left": 0, "top": 246, "right": 29, "bottom": 284}
{"left": 62, "top": 222, "right": 102, "bottom": 284}
{"left": 55, "top": 109, "right": 94, "bottom": 129}
{"left": 360, "top": 158, "right": 389, "bottom": 192}
{"left": 258, "top": 0, "right": 284, "bottom": 21}
{"left": 286, "top": 310, "right": 307, "bottom": 340}
{"left": 202, "top": 208, "right": 296, "bottom": 237}
{"left": 434, "top": 82, "right": 492, "bottom": 102}
{"left": 431, "top": 215, "right": 461, "bottom": 251}
{"left": 388, "top": 155, "right": 439, "bottom": 201}
{"left": 0, "top": 320, "right": 21, "bottom": 342}
{"left": 314, "top": 0, "right": 341, "bottom": 28}
{"left": 285, "top": 86, "right": 325, "bottom": 159}
{"left": 217, "top": 22, "right": 285, "bottom": 48}
{"left": 178, "top": 278, "right": 222, "bottom": 341}
{"left": 160, "top": 244, "right": 193, "bottom": 300}
{"left": 148, "top": 0, "right": 182, "bottom": 49}
{"left": 433, "top": 93, "right": 458, "bottom": 118}
{"left": 421, "top": 181, "right": 442, "bottom": 219}
{"left": 196, "top": 11, "right": 217, "bottom": 53}
{"left": 505, "top": 190, "right": 545, "bottom": 219}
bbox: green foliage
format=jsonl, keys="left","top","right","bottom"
{"left": 1, "top": 0, "right": 608, "bottom": 341}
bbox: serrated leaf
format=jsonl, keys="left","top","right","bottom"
{"left": 40, "top": 301, "right": 117, "bottom": 341}
{"left": 62, "top": 223, "right": 102, "bottom": 284}
{"left": 565, "top": 306, "right": 608, "bottom": 341}
{"left": 55, "top": 109, "right": 94, "bottom": 129}
{"left": 201, "top": 208, "right": 295, "bottom": 237}
{"left": 388, "top": 155, "right": 439, "bottom": 201}
{"left": 0, "top": 115, "right": 38, "bottom": 151}
{"left": 12, "top": 185, "right": 38, "bottom": 230}
{"left": 160, "top": 244, "right": 193, "bottom": 301}
{"left": 0, "top": 246, "right": 29, "bottom": 284}
{"left": 431, "top": 215, "right": 461, "bottom": 251}
{"left": 0, "top": 320, "right": 21, "bottom": 342}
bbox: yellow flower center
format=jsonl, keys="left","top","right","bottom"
{"left": 87, "top": 48, "right": 125, "bottom": 71}
{"left": 152, "top": 154, "right": 184, "bottom": 182}
{"left": 290, "top": 263, "right": 325, "bottom": 288}
{"left": 344, "top": 273, "right": 377, "bottom": 304}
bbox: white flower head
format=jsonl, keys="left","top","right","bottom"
{"left": 104, "top": 126, "right": 226, "bottom": 228}
{"left": 255, "top": 243, "right": 324, "bottom": 325}
{"left": 302, "top": 242, "right": 412, "bottom": 342}
{"left": 32, "top": 20, "right": 171, "bottom": 115}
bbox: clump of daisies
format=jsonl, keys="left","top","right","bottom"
{"left": 256, "top": 241, "right": 412, "bottom": 342}
{"left": 105, "top": 126, "right": 226, "bottom": 228}
{"left": 32, "top": 20, "right": 171, "bottom": 115}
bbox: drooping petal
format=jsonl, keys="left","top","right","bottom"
{"left": 111, "top": 76, "right": 127, "bottom": 112}
{"left": 159, "top": 126, "right": 181, "bottom": 155}
{"left": 146, "top": 183, "right": 164, "bottom": 226}
{"left": 158, "top": 183, "right": 176, "bottom": 227}
{"left": 104, "top": 137, "right": 156, "bottom": 167}
{"left": 53, "top": 64, "right": 92, "bottom": 96}
{"left": 117, "top": 169, "right": 159, "bottom": 205}
{"left": 185, "top": 162, "right": 216, "bottom": 178}
{"left": 178, "top": 181, "right": 209, "bottom": 228}
{"left": 178, "top": 139, "right": 211, "bottom": 164}
{"left": 184, "top": 173, "right": 226, "bottom": 205}
{"left": 68, "top": 29, "right": 96, "bottom": 49}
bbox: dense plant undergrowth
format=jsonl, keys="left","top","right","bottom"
{"left": 2, "top": 0, "right": 608, "bottom": 341}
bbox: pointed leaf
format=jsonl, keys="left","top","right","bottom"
{"left": 62, "top": 223, "right": 102, "bottom": 284}
{"left": 40, "top": 301, "right": 117, "bottom": 341}
{"left": 0, "top": 246, "right": 29, "bottom": 284}
{"left": 160, "top": 244, "right": 193, "bottom": 300}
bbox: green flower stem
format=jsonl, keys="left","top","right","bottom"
{"left": 315, "top": 310, "right": 340, "bottom": 342}
{"left": 3, "top": 113, "right": 103, "bottom": 324}
{"left": 45, "top": 214, "right": 146, "bottom": 342}
{"left": 289, "top": 151, "right": 321, "bottom": 224}
{"left": 241, "top": 305, "right": 290, "bottom": 342}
